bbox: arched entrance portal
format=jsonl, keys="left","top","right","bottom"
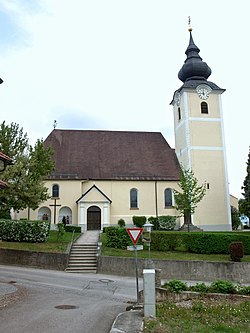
{"left": 87, "top": 206, "right": 101, "bottom": 230}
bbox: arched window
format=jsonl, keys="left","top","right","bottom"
{"left": 130, "top": 188, "right": 138, "bottom": 208}
{"left": 201, "top": 102, "right": 208, "bottom": 114}
{"left": 178, "top": 107, "right": 181, "bottom": 120}
{"left": 52, "top": 184, "right": 59, "bottom": 198}
{"left": 164, "top": 188, "right": 173, "bottom": 207}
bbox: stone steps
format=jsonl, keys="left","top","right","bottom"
{"left": 66, "top": 243, "right": 97, "bottom": 273}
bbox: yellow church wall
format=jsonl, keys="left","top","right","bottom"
{"left": 79, "top": 180, "right": 179, "bottom": 226}
{"left": 189, "top": 121, "right": 223, "bottom": 147}
{"left": 190, "top": 150, "right": 231, "bottom": 229}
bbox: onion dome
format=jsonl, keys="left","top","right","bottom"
{"left": 178, "top": 29, "right": 211, "bottom": 83}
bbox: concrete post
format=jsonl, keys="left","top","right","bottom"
{"left": 143, "top": 269, "right": 156, "bottom": 318}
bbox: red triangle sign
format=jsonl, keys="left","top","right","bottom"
{"left": 126, "top": 228, "right": 143, "bottom": 245}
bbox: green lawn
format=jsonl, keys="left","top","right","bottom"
{"left": 0, "top": 231, "right": 81, "bottom": 253}
{"left": 144, "top": 300, "right": 250, "bottom": 333}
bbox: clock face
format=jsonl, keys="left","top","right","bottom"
{"left": 196, "top": 85, "right": 211, "bottom": 100}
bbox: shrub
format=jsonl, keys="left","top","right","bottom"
{"left": 189, "top": 283, "right": 210, "bottom": 294}
{"left": 117, "top": 219, "right": 125, "bottom": 228}
{"left": 64, "top": 225, "right": 81, "bottom": 233}
{"left": 148, "top": 216, "right": 159, "bottom": 230}
{"left": 163, "top": 280, "right": 187, "bottom": 293}
{"left": 0, "top": 219, "right": 50, "bottom": 243}
{"left": 229, "top": 241, "right": 244, "bottom": 262}
{"left": 105, "top": 227, "right": 132, "bottom": 249}
{"left": 132, "top": 216, "right": 146, "bottom": 227}
{"left": 150, "top": 231, "right": 181, "bottom": 251}
{"left": 231, "top": 206, "right": 240, "bottom": 230}
{"left": 210, "top": 280, "right": 236, "bottom": 294}
{"left": 239, "top": 286, "right": 250, "bottom": 295}
{"left": 56, "top": 223, "right": 65, "bottom": 241}
{"left": 158, "top": 216, "right": 176, "bottom": 230}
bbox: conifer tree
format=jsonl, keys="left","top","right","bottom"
{"left": 240, "top": 147, "right": 250, "bottom": 218}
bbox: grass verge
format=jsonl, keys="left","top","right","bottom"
{"left": 0, "top": 231, "right": 81, "bottom": 253}
{"left": 144, "top": 300, "right": 250, "bottom": 333}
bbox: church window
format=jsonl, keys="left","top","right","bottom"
{"left": 201, "top": 102, "right": 208, "bottom": 114}
{"left": 178, "top": 107, "right": 181, "bottom": 120}
{"left": 130, "top": 188, "right": 138, "bottom": 208}
{"left": 164, "top": 188, "right": 173, "bottom": 207}
{"left": 52, "top": 184, "right": 59, "bottom": 198}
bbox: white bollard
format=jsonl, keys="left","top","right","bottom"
{"left": 143, "top": 269, "right": 156, "bottom": 318}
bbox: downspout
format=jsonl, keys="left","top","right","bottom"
{"left": 155, "top": 180, "right": 158, "bottom": 221}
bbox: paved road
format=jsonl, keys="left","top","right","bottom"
{"left": 0, "top": 265, "right": 142, "bottom": 333}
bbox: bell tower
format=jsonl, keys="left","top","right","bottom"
{"left": 171, "top": 25, "right": 231, "bottom": 231}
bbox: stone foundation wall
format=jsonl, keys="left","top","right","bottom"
{"left": 0, "top": 248, "right": 68, "bottom": 271}
{"left": 97, "top": 256, "right": 250, "bottom": 283}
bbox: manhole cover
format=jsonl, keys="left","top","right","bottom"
{"left": 99, "top": 279, "right": 114, "bottom": 284}
{"left": 55, "top": 305, "right": 79, "bottom": 310}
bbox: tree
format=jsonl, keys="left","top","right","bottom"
{"left": 231, "top": 206, "right": 240, "bottom": 230}
{"left": 173, "top": 167, "right": 206, "bottom": 229}
{"left": 240, "top": 147, "right": 250, "bottom": 218}
{"left": 0, "top": 122, "right": 54, "bottom": 218}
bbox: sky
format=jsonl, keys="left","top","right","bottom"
{"left": 0, "top": 0, "right": 249, "bottom": 199}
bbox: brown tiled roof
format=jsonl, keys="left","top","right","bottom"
{"left": 44, "top": 129, "right": 181, "bottom": 181}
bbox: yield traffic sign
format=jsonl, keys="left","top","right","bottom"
{"left": 126, "top": 228, "right": 143, "bottom": 245}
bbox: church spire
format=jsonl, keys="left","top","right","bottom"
{"left": 178, "top": 23, "right": 212, "bottom": 83}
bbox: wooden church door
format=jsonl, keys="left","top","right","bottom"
{"left": 87, "top": 206, "right": 101, "bottom": 230}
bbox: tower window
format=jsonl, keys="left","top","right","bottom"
{"left": 178, "top": 107, "right": 181, "bottom": 120}
{"left": 130, "top": 188, "right": 138, "bottom": 209}
{"left": 201, "top": 102, "right": 208, "bottom": 114}
{"left": 52, "top": 184, "right": 59, "bottom": 198}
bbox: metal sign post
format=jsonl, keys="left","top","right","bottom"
{"left": 126, "top": 228, "right": 143, "bottom": 304}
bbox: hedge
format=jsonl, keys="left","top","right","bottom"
{"left": 150, "top": 231, "right": 250, "bottom": 254}
{"left": 105, "top": 226, "right": 143, "bottom": 249}
{"left": 181, "top": 233, "right": 250, "bottom": 254}
{"left": 105, "top": 228, "right": 250, "bottom": 255}
{"left": 64, "top": 225, "right": 81, "bottom": 233}
{"left": 0, "top": 219, "right": 50, "bottom": 243}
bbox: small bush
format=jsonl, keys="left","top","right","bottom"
{"left": 210, "top": 280, "right": 236, "bottom": 294}
{"left": 148, "top": 216, "right": 159, "bottom": 230}
{"left": 132, "top": 216, "right": 146, "bottom": 228}
{"left": 56, "top": 223, "right": 65, "bottom": 241}
{"left": 158, "top": 216, "right": 176, "bottom": 230}
{"left": 105, "top": 227, "right": 132, "bottom": 249}
{"left": 64, "top": 225, "right": 81, "bottom": 233}
{"left": 189, "top": 283, "right": 210, "bottom": 294}
{"left": 163, "top": 280, "right": 187, "bottom": 293}
{"left": 117, "top": 219, "right": 125, "bottom": 228}
{"left": 229, "top": 241, "right": 244, "bottom": 262}
{"left": 239, "top": 286, "right": 250, "bottom": 295}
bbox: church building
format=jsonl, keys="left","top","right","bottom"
{"left": 19, "top": 27, "right": 232, "bottom": 231}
